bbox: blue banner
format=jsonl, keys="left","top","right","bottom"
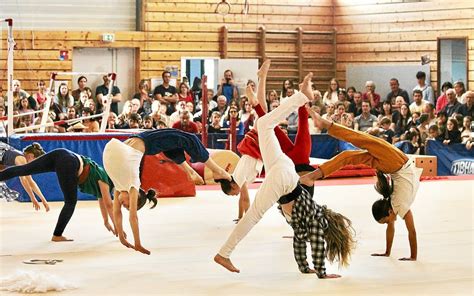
{"left": 425, "top": 140, "right": 474, "bottom": 175}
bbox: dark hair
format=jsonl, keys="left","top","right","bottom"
{"left": 77, "top": 76, "right": 87, "bottom": 84}
{"left": 347, "top": 86, "right": 356, "bottom": 93}
{"left": 143, "top": 115, "right": 152, "bottom": 121}
{"left": 419, "top": 113, "right": 429, "bottom": 124}
{"left": 129, "top": 113, "right": 141, "bottom": 122}
{"left": 453, "top": 81, "right": 466, "bottom": 94}
{"left": 23, "top": 142, "right": 45, "bottom": 158}
{"left": 413, "top": 89, "right": 423, "bottom": 97}
{"left": 390, "top": 78, "right": 399, "bottom": 84}
{"left": 428, "top": 124, "right": 439, "bottom": 132}
{"left": 380, "top": 117, "right": 391, "bottom": 126}
{"left": 217, "top": 176, "right": 236, "bottom": 195}
{"left": 447, "top": 118, "right": 459, "bottom": 130}
{"left": 441, "top": 81, "right": 453, "bottom": 91}
{"left": 372, "top": 171, "right": 394, "bottom": 221}
{"left": 137, "top": 188, "right": 157, "bottom": 210}
{"left": 162, "top": 71, "right": 171, "bottom": 79}
{"left": 416, "top": 71, "right": 426, "bottom": 79}
{"left": 281, "top": 79, "right": 295, "bottom": 96}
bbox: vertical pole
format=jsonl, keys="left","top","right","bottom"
{"left": 201, "top": 75, "right": 208, "bottom": 147}
{"left": 297, "top": 27, "right": 303, "bottom": 82}
{"left": 221, "top": 26, "right": 228, "bottom": 59}
{"left": 39, "top": 72, "right": 56, "bottom": 132}
{"left": 259, "top": 25, "right": 266, "bottom": 63}
{"left": 5, "top": 19, "right": 14, "bottom": 136}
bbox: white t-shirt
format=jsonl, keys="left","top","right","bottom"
{"left": 390, "top": 159, "right": 423, "bottom": 218}
{"left": 232, "top": 154, "right": 263, "bottom": 188}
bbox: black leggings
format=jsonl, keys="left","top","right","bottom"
{"left": 0, "top": 149, "right": 80, "bottom": 236}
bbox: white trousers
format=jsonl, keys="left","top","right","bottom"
{"left": 218, "top": 92, "right": 309, "bottom": 258}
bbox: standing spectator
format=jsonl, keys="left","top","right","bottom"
{"left": 133, "top": 79, "right": 153, "bottom": 117}
{"left": 386, "top": 78, "right": 410, "bottom": 104}
{"left": 153, "top": 71, "right": 178, "bottom": 115}
{"left": 442, "top": 89, "right": 462, "bottom": 117}
{"left": 280, "top": 79, "right": 296, "bottom": 100}
{"left": 323, "top": 78, "right": 339, "bottom": 106}
{"left": 409, "top": 90, "right": 427, "bottom": 114}
{"left": 32, "top": 80, "right": 48, "bottom": 107}
{"left": 362, "top": 81, "right": 381, "bottom": 111}
{"left": 208, "top": 111, "right": 225, "bottom": 133}
{"left": 96, "top": 75, "right": 122, "bottom": 115}
{"left": 71, "top": 76, "right": 88, "bottom": 102}
{"left": 436, "top": 82, "right": 453, "bottom": 113}
{"left": 453, "top": 81, "right": 467, "bottom": 103}
{"left": 413, "top": 71, "right": 434, "bottom": 104}
{"left": 55, "top": 83, "right": 74, "bottom": 113}
{"left": 216, "top": 69, "right": 239, "bottom": 103}
{"left": 190, "top": 77, "right": 202, "bottom": 107}
{"left": 442, "top": 118, "right": 462, "bottom": 145}
{"left": 354, "top": 101, "right": 378, "bottom": 132}
{"left": 172, "top": 110, "right": 199, "bottom": 133}
{"left": 459, "top": 91, "right": 474, "bottom": 118}
{"left": 177, "top": 82, "right": 193, "bottom": 103}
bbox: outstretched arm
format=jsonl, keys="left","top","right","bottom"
{"left": 98, "top": 180, "right": 116, "bottom": 236}
{"left": 14, "top": 157, "right": 48, "bottom": 211}
{"left": 113, "top": 191, "right": 134, "bottom": 249}
{"left": 236, "top": 183, "right": 250, "bottom": 221}
{"left": 26, "top": 177, "right": 49, "bottom": 211}
{"left": 372, "top": 221, "right": 395, "bottom": 257}
{"left": 400, "top": 210, "right": 417, "bottom": 261}
{"left": 128, "top": 187, "right": 150, "bottom": 255}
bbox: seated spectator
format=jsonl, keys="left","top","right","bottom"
{"left": 32, "top": 80, "right": 48, "bottom": 107}
{"left": 208, "top": 111, "right": 225, "bottom": 133}
{"left": 362, "top": 81, "right": 381, "bottom": 111}
{"left": 172, "top": 110, "right": 198, "bottom": 133}
{"left": 394, "top": 103, "right": 413, "bottom": 142}
{"left": 409, "top": 89, "right": 427, "bottom": 114}
{"left": 311, "top": 89, "right": 324, "bottom": 110}
{"left": 393, "top": 95, "right": 406, "bottom": 113}
{"left": 177, "top": 82, "right": 193, "bottom": 103}
{"left": 130, "top": 98, "right": 141, "bottom": 116}
{"left": 379, "top": 117, "right": 395, "bottom": 143}
{"left": 417, "top": 113, "right": 431, "bottom": 145}
{"left": 216, "top": 69, "right": 239, "bottom": 103}
{"left": 133, "top": 79, "right": 153, "bottom": 117}
{"left": 33, "top": 111, "right": 57, "bottom": 133}
{"left": 354, "top": 101, "right": 378, "bottom": 132}
{"left": 453, "top": 81, "right": 467, "bottom": 103}
{"left": 55, "top": 83, "right": 74, "bottom": 113}
{"left": 185, "top": 101, "right": 195, "bottom": 114}
{"left": 427, "top": 124, "right": 442, "bottom": 141}
{"left": 460, "top": 116, "right": 472, "bottom": 144}
{"left": 459, "top": 90, "right": 474, "bottom": 118}
{"left": 223, "top": 106, "right": 244, "bottom": 136}
{"left": 349, "top": 91, "right": 363, "bottom": 117}
{"left": 142, "top": 115, "right": 155, "bottom": 130}
{"left": 156, "top": 120, "right": 168, "bottom": 129}
{"left": 239, "top": 96, "right": 256, "bottom": 128}
{"left": 422, "top": 103, "right": 437, "bottom": 126}
{"left": 436, "top": 111, "right": 448, "bottom": 136}
{"left": 442, "top": 89, "right": 462, "bottom": 117}
{"left": 281, "top": 79, "right": 296, "bottom": 100}
{"left": 323, "top": 78, "right": 339, "bottom": 106}
{"left": 128, "top": 113, "right": 142, "bottom": 129}
{"left": 247, "top": 80, "right": 256, "bottom": 93}
{"left": 17, "top": 97, "right": 35, "bottom": 124}
{"left": 442, "top": 118, "right": 461, "bottom": 145}
{"left": 208, "top": 95, "right": 228, "bottom": 121}
{"left": 0, "top": 105, "right": 6, "bottom": 136}
{"left": 436, "top": 82, "right": 453, "bottom": 113}
{"left": 170, "top": 101, "right": 192, "bottom": 126}
{"left": 266, "top": 89, "right": 279, "bottom": 111}
{"left": 116, "top": 101, "right": 132, "bottom": 129}
{"left": 107, "top": 112, "right": 119, "bottom": 130}
{"left": 378, "top": 100, "right": 399, "bottom": 131}
{"left": 411, "top": 112, "right": 421, "bottom": 126}
{"left": 269, "top": 99, "right": 280, "bottom": 111}
{"left": 81, "top": 107, "right": 99, "bottom": 133}
{"left": 84, "top": 98, "right": 97, "bottom": 115}
{"left": 386, "top": 78, "right": 409, "bottom": 104}
{"left": 395, "top": 129, "right": 421, "bottom": 154}
{"left": 331, "top": 102, "right": 352, "bottom": 128}
{"left": 12, "top": 79, "right": 34, "bottom": 110}
{"left": 151, "top": 104, "right": 170, "bottom": 127}
{"left": 72, "top": 76, "right": 88, "bottom": 103}
{"left": 96, "top": 74, "right": 122, "bottom": 115}
{"left": 286, "top": 105, "right": 298, "bottom": 134}
{"left": 322, "top": 102, "right": 335, "bottom": 120}
{"left": 413, "top": 71, "right": 434, "bottom": 104}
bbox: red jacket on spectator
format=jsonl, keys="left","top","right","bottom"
{"left": 172, "top": 120, "right": 199, "bottom": 133}
{"left": 436, "top": 94, "right": 448, "bottom": 113}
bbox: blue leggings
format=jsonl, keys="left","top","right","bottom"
{"left": 0, "top": 149, "right": 80, "bottom": 236}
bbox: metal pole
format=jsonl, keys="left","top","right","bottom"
{"left": 5, "top": 19, "right": 15, "bottom": 136}
{"left": 201, "top": 75, "right": 208, "bottom": 147}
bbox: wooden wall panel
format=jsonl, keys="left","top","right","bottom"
{"left": 335, "top": 0, "right": 474, "bottom": 93}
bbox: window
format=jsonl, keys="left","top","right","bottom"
{"left": 437, "top": 38, "right": 468, "bottom": 94}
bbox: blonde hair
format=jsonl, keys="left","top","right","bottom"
{"left": 322, "top": 207, "right": 356, "bottom": 267}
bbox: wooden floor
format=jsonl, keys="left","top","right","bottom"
{"left": 1, "top": 178, "right": 473, "bottom": 295}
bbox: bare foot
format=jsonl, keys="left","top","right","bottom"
{"left": 309, "top": 109, "right": 331, "bottom": 131}
{"left": 51, "top": 235, "right": 74, "bottom": 242}
{"left": 246, "top": 85, "right": 258, "bottom": 106}
{"left": 299, "top": 72, "right": 314, "bottom": 101}
{"left": 257, "top": 59, "right": 271, "bottom": 78}
{"left": 214, "top": 254, "right": 240, "bottom": 273}
{"left": 190, "top": 172, "right": 205, "bottom": 185}
{"left": 213, "top": 169, "right": 231, "bottom": 181}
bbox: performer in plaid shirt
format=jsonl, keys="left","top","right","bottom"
{"left": 215, "top": 73, "right": 355, "bottom": 277}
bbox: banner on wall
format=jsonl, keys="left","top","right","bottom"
{"left": 425, "top": 140, "right": 474, "bottom": 176}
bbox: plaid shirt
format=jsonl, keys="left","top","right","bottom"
{"left": 279, "top": 187, "right": 328, "bottom": 278}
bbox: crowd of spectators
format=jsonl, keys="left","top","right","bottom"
{"left": 2, "top": 70, "right": 473, "bottom": 152}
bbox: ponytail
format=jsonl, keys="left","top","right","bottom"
{"left": 372, "top": 171, "right": 394, "bottom": 221}
{"left": 137, "top": 188, "right": 158, "bottom": 210}
{"left": 23, "top": 142, "right": 45, "bottom": 158}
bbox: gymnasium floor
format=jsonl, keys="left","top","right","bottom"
{"left": 0, "top": 178, "right": 473, "bottom": 295}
